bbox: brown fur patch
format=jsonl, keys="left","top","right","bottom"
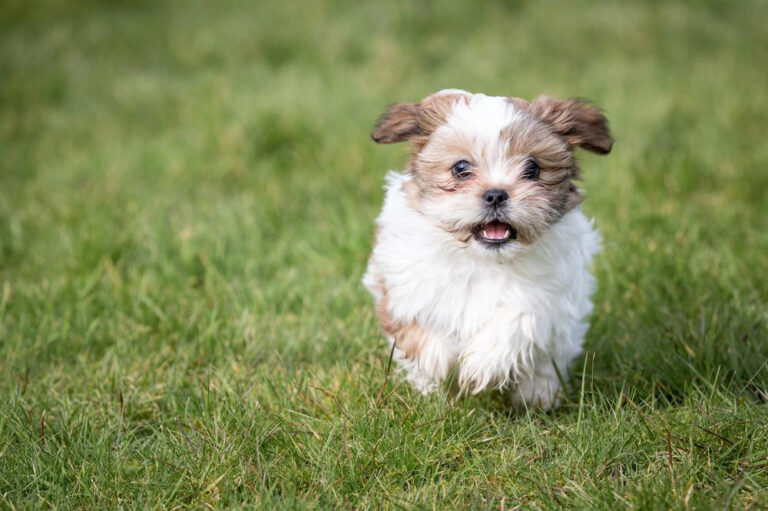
{"left": 370, "top": 103, "right": 421, "bottom": 144}
{"left": 412, "top": 129, "right": 476, "bottom": 192}
{"left": 501, "top": 115, "right": 582, "bottom": 219}
{"left": 528, "top": 96, "right": 613, "bottom": 154}
{"left": 373, "top": 276, "right": 428, "bottom": 360}
{"left": 371, "top": 91, "right": 469, "bottom": 148}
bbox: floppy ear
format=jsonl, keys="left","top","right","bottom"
{"left": 530, "top": 96, "right": 613, "bottom": 154}
{"left": 371, "top": 103, "right": 421, "bottom": 144}
{"left": 372, "top": 92, "right": 469, "bottom": 145}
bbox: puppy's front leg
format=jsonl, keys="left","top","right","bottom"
{"left": 457, "top": 316, "right": 535, "bottom": 395}
{"left": 385, "top": 322, "right": 458, "bottom": 395}
{"left": 511, "top": 352, "right": 571, "bottom": 411}
{"left": 457, "top": 314, "right": 574, "bottom": 410}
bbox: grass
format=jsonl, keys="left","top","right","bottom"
{"left": 1, "top": 0, "right": 767, "bottom": 508}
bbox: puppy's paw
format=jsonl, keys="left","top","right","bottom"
{"left": 512, "top": 376, "right": 562, "bottom": 411}
{"left": 408, "top": 373, "right": 441, "bottom": 395}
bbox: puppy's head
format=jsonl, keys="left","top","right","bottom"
{"left": 372, "top": 89, "right": 612, "bottom": 257}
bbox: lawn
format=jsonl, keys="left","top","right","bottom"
{"left": 1, "top": 0, "right": 767, "bottom": 508}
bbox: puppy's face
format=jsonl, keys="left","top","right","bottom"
{"left": 372, "top": 90, "right": 612, "bottom": 257}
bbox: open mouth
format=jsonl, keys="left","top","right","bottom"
{"left": 473, "top": 221, "right": 517, "bottom": 246}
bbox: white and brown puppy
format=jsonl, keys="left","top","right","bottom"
{"left": 363, "top": 89, "right": 613, "bottom": 409}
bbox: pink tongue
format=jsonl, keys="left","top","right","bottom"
{"left": 485, "top": 222, "right": 508, "bottom": 239}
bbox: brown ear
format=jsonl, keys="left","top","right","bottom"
{"left": 371, "top": 103, "right": 421, "bottom": 144}
{"left": 371, "top": 92, "right": 467, "bottom": 145}
{"left": 530, "top": 96, "right": 613, "bottom": 154}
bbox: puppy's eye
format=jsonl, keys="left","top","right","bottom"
{"left": 521, "top": 158, "right": 540, "bottom": 180}
{"left": 451, "top": 160, "right": 473, "bottom": 179}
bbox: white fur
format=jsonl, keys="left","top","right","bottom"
{"left": 363, "top": 172, "right": 601, "bottom": 409}
{"left": 435, "top": 93, "right": 528, "bottom": 186}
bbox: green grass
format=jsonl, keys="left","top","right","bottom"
{"left": 1, "top": 0, "right": 767, "bottom": 508}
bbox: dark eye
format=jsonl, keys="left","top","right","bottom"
{"left": 451, "top": 160, "right": 473, "bottom": 179}
{"left": 521, "top": 158, "right": 540, "bottom": 180}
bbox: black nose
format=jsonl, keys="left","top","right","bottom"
{"left": 483, "top": 189, "right": 509, "bottom": 208}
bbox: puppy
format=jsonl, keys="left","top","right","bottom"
{"left": 363, "top": 89, "right": 613, "bottom": 409}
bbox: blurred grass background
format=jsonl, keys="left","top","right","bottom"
{"left": 1, "top": 0, "right": 767, "bottom": 508}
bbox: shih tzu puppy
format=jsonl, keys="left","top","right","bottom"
{"left": 363, "top": 89, "right": 613, "bottom": 410}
